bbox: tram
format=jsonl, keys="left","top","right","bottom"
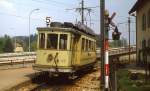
{"left": 33, "top": 22, "right": 97, "bottom": 75}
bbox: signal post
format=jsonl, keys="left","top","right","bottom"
{"left": 104, "top": 10, "right": 110, "bottom": 91}
{"left": 100, "top": 1, "right": 121, "bottom": 90}
{"left": 103, "top": 10, "right": 121, "bottom": 91}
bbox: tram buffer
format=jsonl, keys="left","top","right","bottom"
{"left": 104, "top": 10, "right": 121, "bottom": 91}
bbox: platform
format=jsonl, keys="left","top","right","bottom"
{"left": 0, "top": 67, "right": 35, "bottom": 91}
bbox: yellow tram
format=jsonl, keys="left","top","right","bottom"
{"left": 33, "top": 22, "right": 97, "bottom": 75}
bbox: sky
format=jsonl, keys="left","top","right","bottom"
{"left": 0, "top": 0, "right": 137, "bottom": 44}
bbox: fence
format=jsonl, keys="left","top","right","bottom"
{"left": 0, "top": 52, "right": 36, "bottom": 69}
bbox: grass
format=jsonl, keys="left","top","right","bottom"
{"left": 117, "top": 69, "right": 150, "bottom": 91}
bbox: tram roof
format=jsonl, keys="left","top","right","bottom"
{"left": 37, "top": 27, "right": 96, "bottom": 37}
{"left": 37, "top": 22, "right": 96, "bottom": 36}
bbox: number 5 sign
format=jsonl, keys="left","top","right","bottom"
{"left": 46, "top": 17, "right": 51, "bottom": 27}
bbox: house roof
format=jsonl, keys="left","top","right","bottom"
{"left": 129, "top": 0, "right": 148, "bottom": 14}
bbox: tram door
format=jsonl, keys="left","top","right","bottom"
{"left": 72, "top": 34, "right": 81, "bottom": 65}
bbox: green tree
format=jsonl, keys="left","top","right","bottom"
{"left": 95, "top": 34, "right": 101, "bottom": 48}
{"left": 121, "top": 37, "right": 127, "bottom": 46}
{"left": 31, "top": 41, "right": 37, "bottom": 51}
{"left": 109, "top": 37, "right": 127, "bottom": 47}
{"left": 30, "top": 34, "right": 37, "bottom": 51}
{"left": 3, "top": 36, "right": 14, "bottom": 53}
{"left": 0, "top": 37, "right": 5, "bottom": 53}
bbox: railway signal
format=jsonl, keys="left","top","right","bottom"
{"left": 112, "top": 27, "right": 121, "bottom": 40}
{"left": 104, "top": 10, "right": 109, "bottom": 39}
{"left": 104, "top": 10, "right": 121, "bottom": 91}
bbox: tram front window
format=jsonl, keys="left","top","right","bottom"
{"left": 39, "top": 33, "right": 45, "bottom": 49}
{"left": 59, "top": 34, "right": 67, "bottom": 50}
{"left": 47, "top": 34, "right": 58, "bottom": 49}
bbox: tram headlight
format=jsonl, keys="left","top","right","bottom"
{"left": 47, "top": 54, "right": 53, "bottom": 62}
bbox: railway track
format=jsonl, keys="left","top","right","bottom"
{"left": 1, "top": 46, "right": 136, "bottom": 91}
{"left": 8, "top": 67, "right": 100, "bottom": 91}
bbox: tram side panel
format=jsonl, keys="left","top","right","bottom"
{"left": 71, "top": 34, "right": 81, "bottom": 68}
{"left": 72, "top": 34, "right": 97, "bottom": 70}
{"left": 80, "top": 35, "right": 97, "bottom": 67}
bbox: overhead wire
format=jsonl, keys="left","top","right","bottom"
{"left": 0, "top": 12, "right": 26, "bottom": 20}
{"left": 0, "top": 0, "right": 99, "bottom": 23}
{"left": 4, "top": 0, "right": 41, "bottom": 9}
{"left": 32, "top": 0, "right": 74, "bottom": 8}
{"left": 42, "top": 0, "right": 75, "bottom": 7}
{"left": 2, "top": 0, "right": 71, "bottom": 14}
{"left": 0, "top": 0, "right": 70, "bottom": 21}
{"left": 0, "top": 11, "right": 42, "bottom": 21}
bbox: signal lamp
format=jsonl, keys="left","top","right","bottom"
{"left": 112, "top": 27, "right": 121, "bottom": 40}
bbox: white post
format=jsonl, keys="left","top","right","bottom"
{"left": 28, "top": 8, "right": 39, "bottom": 52}
{"left": 105, "top": 39, "right": 109, "bottom": 91}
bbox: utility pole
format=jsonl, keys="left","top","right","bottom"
{"left": 66, "top": 0, "right": 86, "bottom": 24}
{"left": 81, "top": 0, "right": 84, "bottom": 24}
{"left": 128, "top": 17, "right": 131, "bottom": 63}
{"left": 66, "top": 0, "right": 98, "bottom": 25}
{"left": 100, "top": 0, "right": 105, "bottom": 90}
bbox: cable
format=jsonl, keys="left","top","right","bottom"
{"left": 43, "top": 0, "right": 75, "bottom": 7}
{"left": 0, "top": 12, "right": 26, "bottom": 19}
{"left": 32, "top": 0, "right": 73, "bottom": 8}
{"left": 6, "top": 0, "right": 65, "bottom": 12}
{"left": 86, "top": 19, "right": 100, "bottom": 22}
{"left": 0, "top": 12, "right": 41, "bottom": 21}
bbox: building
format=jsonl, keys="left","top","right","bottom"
{"left": 14, "top": 43, "right": 24, "bottom": 52}
{"left": 129, "top": 0, "right": 150, "bottom": 65}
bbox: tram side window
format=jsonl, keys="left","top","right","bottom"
{"left": 91, "top": 41, "right": 93, "bottom": 51}
{"left": 39, "top": 33, "right": 45, "bottom": 49}
{"left": 82, "top": 38, "right": 85, "bottom": 51}
{"left": 94, "top": 42, "right": 96, "bottom": 50}
{"left": 89, "top": 40, "right": 91, "bottom": 51}
{"left": 47, "top": 34, "right": 58, "bottom": 49}
{"left": 86, "top": 39, "right": 88, "bottom": 51}
{"left": 59, "top": 34, "right": 67, "bottom": 50}
{"left": 93, "top": 42, "right": 95, "bottom": 51}
{"left": 93, "top": 41, "right": 95, "bottom": 51}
